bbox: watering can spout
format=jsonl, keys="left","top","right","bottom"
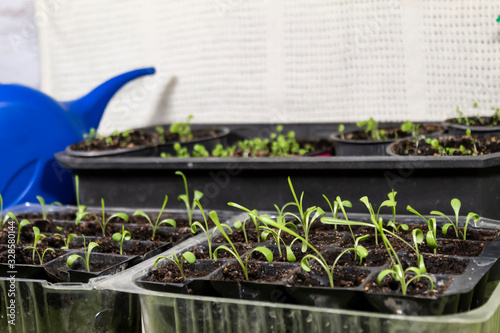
{"left": 62, "top": 67, "right": 156, "bottom": 130}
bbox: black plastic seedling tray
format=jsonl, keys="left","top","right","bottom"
{"left": 135, "top": 212, "right": 500, "bottom": 316}
{"left": 56, "top": 123, "right": 500, "bottom": 220}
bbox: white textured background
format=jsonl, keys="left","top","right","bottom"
{"left": 28, "top": 0, "right": 500, "bottom": 134}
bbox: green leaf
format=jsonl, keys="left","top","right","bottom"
{"left": 442, "top": 223, "right": 453, "bottom": 235}
{"left": 400, "top": 224, "right": 409, "bottom": 231}
{"left": 426, "top": 231, "right": 438, "bottom": 249}
{"left": 286, "top": 247, "right": 296, "bottom": 262}
{"left": 66, "top": 254, "right": 82, "bottom": 267}
{"left": 158, "top": 218, "right": 176, "bottom": 228}
{"left": 112, "top": 233, "right": 122, "bottom": 242}
{"left": 300, "top": 257, "right": 312, "bottom": 272}
{"left": 123, "top": 231, "right": 132, "bottom": 241}
{"left": 234, "top": 220, "right": 243, "bottom": 229}
{"left": 213, "top": 245, "right": 232, "bottom": 262}
{"left": 417, "top": 254, "right": 426, "bottom": 273}
{"left": 407, "top": 205, "right": 427, "bottom": 222}
{"left": 132, "top": 210, "right": 151, "bottom": 223}
{"left": 108, "top": 213, "right": 128, "bottom": 223}
{"left": 88, "top": 242, "right": 99, "bottom": 253}
{"left": 342, "top": 200, "right": 352, "bottom": 208}
{"left": 253, "top": 247, "right": 273, "bottom": 262}
{"left": 450, "top": 198, "right": 461, "bottom": 221}
{"left": 355, "top": 245, "right": 368, "bottom": 259}
{"left": 194, "top": 191, "right": 204, "bottom": 201}
{"left": 182, "top": 251, "right": 196, "bottom": 264}
{"left": 377, "top": 269, "right": 393, "bottom": 285}
{"left": 75, "top": 211, "right": 90, "bottom": 225}
{"left": 260, "top": 230, "right": 270, "bottom": 241}
{"left": 412, "top": 229, "right": 424, "bottom": 244}
{"left": 177, "top": 194, "right": 188, "bottom": 204}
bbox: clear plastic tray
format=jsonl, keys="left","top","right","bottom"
{"left": 3, "top": 206, "right": 500, "bottom": 333}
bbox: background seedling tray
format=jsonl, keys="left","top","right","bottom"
{"left": 55, "top": 122, "right": 500, "bottom": 220}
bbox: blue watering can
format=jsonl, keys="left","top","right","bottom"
{"left": 0, "top": 67, "right": 156, "bottom": 209}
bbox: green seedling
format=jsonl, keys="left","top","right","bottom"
{"left": 228, "top": 202, "right": 262, "bottom": 242}
{"left": 66, "top": 235, "right": 99, "bottom": 272}
{"left": 76, "top": 199, "right": 129, "bottom": 237}
{"left": 323, "top": 195, "right": 352, "bottom": 230}
{"left": 411, "top": 228, "right": 426, "bottom": 273}
{"left": 74, "top": 175, "right": 86, "bottom": 213}
{"left": 401, "top": 120, "right": 420, "bottom": 137}
{"left": 192, "top": 144, "right": 209, "bottom": 157}
{"left": 54, "top": 230, "right": 77, "bottom": 250}
{"left": 285, "top": 177, "right": 325, "bottom": 252}
{"left": 26, "top": 226, "right": 48, "bottom": 263}
{"left": 211, "top": 210, "right": 273, "bottom": 280}
{"left": 112, "top": 225, "right": 132, "bottom": 255}
{"left": 84, "top": 128, "right": 96, "bottom": 145}
{"left": 233, "top": 215, "right": 251, "bottom": 243}
{"left": 377, "top": 264, "right": 433, "bottom": 296}
{"left": 170, "top": 115, "right": 194, "bottom": 142}
{"left": 387, "top": 220, "right": 409, "bottom": 233}
{"left": 36, "top": 196, "right": 62, "bottom": 220}
{"left": 356, "top": 118, "right": 387, "bottom": 141}
{"left": 465, "top": 129, "right": 478, "bottom": 155}
{"left": 263, "top": 219, "right": 367, "bottom": 287}
{"left": 359, "top": 191, "right": 398, "bottom": 245}
{"left": 456, "top": 106, "right": 471, "bottom": 126}
{"left": 173, "top": 143, "right": 190, "bottom": 157}
{"left": 133, "top": 195, "right": 176, "bottom": 240}
{"left": 154, "top": 252, "right": 196, "bottom": 280}
{"left": 338, "top": 124, "right": 345, "bottom": 139}
{"left": 212, "top": 144, "right": 236, "bottom": 157}
{"left": 156, "top": 126, "right": 166, "bottom": 144}
{"left": 431, "top": 198, "right": 479, "bottom": 240}
{"left": 176, "top": 171, "right": 204, "bottom": 226}
{"left": 4, "top": 212, "right": 31, "bottom": 244}
{"left": 406, "top": 205, "right": 438, "bottom": 254}
{"left": 190, "top": 199, "right": 232, "bottom": 259}
{"left": 259, "top": 225, "right": 299, "bottom": 261}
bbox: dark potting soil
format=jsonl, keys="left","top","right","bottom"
{"left": 437, "top": 228, "right": 499, "bottom": 241}
{"left": 221, "top": 261, "right": 293, "bottom": 283}
{"left": 404, "top": 253, "right": 469, "bottom": 275}
{"left": 287, "top": 266, "right": 368, "bottom": 288}
{"left": 307, "top": 231, "right": 345, "bottom": 250}
{"left": 0, "top": 246, "right": 65, "bottom": 265}
{"left": 149, "top": 260, "right": 222, "bottom": 284}
{"left": 0, "top": 229, "right": 34, "bottom": 246}
{"left": 70, "top": 130, "right": 157, "bottom": 152}
{"left": 162, "top": 129, "right": 219, "bottom": 143}
{"left": 213, "top": 228, "right": 261, "bottom": 243}
{"left": 321, "top": 248, "right": 390, "bottom": 267}
{"left": 343, "top": 125, "right": 443, "bottom": 141}
{"left": 193, "top": 242, "right": 254, "bottom": 260}
{"left": 419, "top": 240, "right": 484, "bottom": 256}
{"left": 365, "top": 273, "right": 451, "bottom": 296}
{"left": 392, "top": 136, "right": 500, "bottom": 156}
{"left": 448, "top": 116, "right": 500, "bottom": 127}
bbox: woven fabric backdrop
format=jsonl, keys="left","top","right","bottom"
{"left": 35, "top": 0, "right": 500, "bottom": 134}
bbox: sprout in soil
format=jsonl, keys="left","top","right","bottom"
{"left": 338, "top": 124, "right": 345, "bottom": 139}
{"left": 284, "top": 177, "right": 325, "bottom": 252}
{"left": 74, "top": 175, "right": 86, "bottom": 214}
{"left": 192, "top": 144, "right": 210, "bottom": 157}
{"left": 259, "top": 225, "right": 299, "bottom": 262}
{"left": 66, "top": 235, "right": 99, "bottom": 272}
{"left": 176, "top": 171, "right": 204, "bottom": 226}
{"left": 323, "top": 195, "right": 352, "bottom": 230}
{"left": 212, "top": 143, "right": 236, "bottom": 157}
{"left": 431, "top": 198, "right": 479, "bottom": 240}
{"left": 377, "top": 264, "right": 434, "bottom": 296}
{"left": 83, "top": 128, "right": 96, "bottom": 145}
{"left": 356, "top": 117, "right": 388, "bottom": 141}
{"left": 4, "top": 212, "right": 31, "bottom": 244}
{"left": 406, "top": 205, "right": 439, "bottom": 254}
{"left": 211, "top": 210, "right": 273, "bottom": 280}
{"left": 228, "top": 202, "right": 263, "bottom": 242}
{"left": 54, "top": 229, "right": 77, "bottom": 250}
{"left": 76, "top": 199, "right": 129, "bottom": 237}
{"left": 174, "top": 143, "right": 190, "bottom": 157}
{"left": 190, "top": 199, "right": 232, "bottom": 259}
{"left": 36, "top": 195, "right": 62, "bottom": 220}
{"left": 154, "top": 251, "right": 196, "bottom": 280}
{"left": 25, "top": 226, "right": 50, "bottom": 263}
{"left": 465, "top": 129, "right": 478, "bottom": 155}
{"left": 359, "top": 191, "right": 398, "bottom": 245}
{"left": 401, "top": 120, "right": 420, "bottom": 138}
{"left": 112, "top": 225, "right": 132, "bottom": 255}
{"left": 170, "top": 114, "right": 194, "bottom": 142}
{"left": 133, "top": 195, "right": 176, "bottom": 240}
{"left": 156, "top": 126, "right": 166, "bottom": 144}
{"left": 411, "top": 228, "right": 427, "bottom": 273}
